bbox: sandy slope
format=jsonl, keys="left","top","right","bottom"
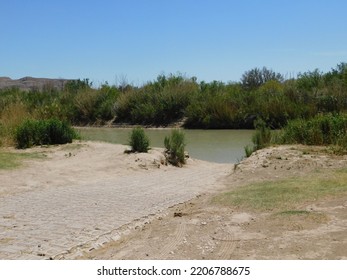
{"left": 82, "top": 145, "right": 347, "bottom": 260}
{"left": 1, "top": 143, "right": 347, "bottom": 260}
{"left": 0, "top": 141, "right": 230, "bottom": 259}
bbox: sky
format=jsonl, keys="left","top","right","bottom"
{"left": 1, "top": 0, "right": 347, "bottom": 85}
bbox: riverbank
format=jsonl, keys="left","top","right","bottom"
{"left": 0, "top": 141, "right": 230, "bottom": 259}
{"left": 82, "top": 145, "right": 347, "bottom": 260}
{"left": 1, "top": 142, "right": 346, "bottom": 259}
{"left": 76, "top": 128, "right": 253, "bottom": 163}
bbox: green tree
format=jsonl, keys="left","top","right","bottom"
{"left": 241, "top": 67, "right": 283, "bottom": 90}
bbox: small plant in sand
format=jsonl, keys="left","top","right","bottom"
{"left": 164, "top": 129, "right": 186, "bottom": 167}
{"left": 244, "top": 145, "right": 254, "bottom": 158}
{"left": 128, "top": 127, "right": 150, "bottom": 153}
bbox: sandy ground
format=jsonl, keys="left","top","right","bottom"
{"left": 1, "top": 142, "right": 347, "bottom": 259}
{"left": 0, "top": 141, "right": 230, "bottom": 259}
{"left": 82, "top": 145, "right": 347, "bottom": 260}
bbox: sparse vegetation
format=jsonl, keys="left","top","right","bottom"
{"left": 0, "top": 151, "right": 46, "bottom": 169}
{"left": 128, "top": 127, "right": 150, "bottom": 153}
{"left": 164, "top": 129, "right": 186, "bottom": 166}
{"left": 214, "top": 169, "right": 347, "bottom": 212}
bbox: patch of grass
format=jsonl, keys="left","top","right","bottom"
{"left": 0, "top": 151, "right": 46, "bottom": 169}
{"left": 214, "top": 169, "right": 347, "bottom": 212}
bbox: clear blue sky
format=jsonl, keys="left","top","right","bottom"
{"left": 1, "top": 0, "right": 346, "bottom": 85}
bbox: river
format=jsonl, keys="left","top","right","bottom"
{"left": 77, "top": 128, "right": 253, "bottom": 163}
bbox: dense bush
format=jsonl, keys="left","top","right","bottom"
{"left": 73, "top": 87, "right": 118, "bottom": 124}
{"left": 115, "top": 75, "right": 198, "bottom": 125}
{"left": 15, "top": 119, "right": 78, "bottom": 149}
{"left": 277, "top": 113, "right": 347, "bottom": 146}
{"left": 128, "top": 127, "right": 150, "bottom": 153}
{"left": 164, "top": 129, "right": 186, "bottom": 166}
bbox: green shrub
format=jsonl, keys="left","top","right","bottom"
{"left": 279, "top": 113, "right": 347, "bottom": 146}
{"left": 252, "top": 119, "right": 272, "bottom": 150}
{"left": 128, "top": 127, "right": 150, "bottom": 153}
{"left": 164, "top": 129, "right": 186, "bottom": 166}
{"left": 243, "top": 119, "right": 272, "bottom": 156}
{"left": 15, "top": 119, "right": 78, "bottom": 149}
{"left": 244, "top": 145, "right": 255, "bottom": 158}
{"left": 115, "top": 74, "right": 198, "bottom": 125}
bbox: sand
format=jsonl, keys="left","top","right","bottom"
{"left": 0, "top": 141, "right": 230, "bottom": 259}
{"left": 1, "top": 142, "right": 346, "bottom": 260}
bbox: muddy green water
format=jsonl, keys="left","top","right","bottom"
{"left": 77, "top": 128, "right": 253, "bottom": 163}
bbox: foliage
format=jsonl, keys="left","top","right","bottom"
{"left": 214, "top": 169, "right": 347, "bottom": 211}
{"left": 115, "top": 74, "right": 198, "bottom": 125}
{"left": 241, "top": 67, "right": 284, "bottom": 90}
{"left": 243, "top": 119, "right": 272, "bottom": 157}
{"left": 244, "top": 145, "right": 254, "bottom": 158}
{"left": 0, "top": 101, "right": 32, "bottom": 146}
{"left": 252, "top": 119, "right": 272, "bottom": 150}
{"left": 128, "top": 127, "right": 150, "bottom": 153}
{"left": 164, "top": 129, "right": 186, "bottom": 166}
{"left": 277, "top": 113, "right": 347, "bottom": 146}
{"left": 15, "top": 119, "right": 79, "bottom": 149}
{"left": 64, "top": 78, "right": 92, "bottom": 94}
{"left": 1, "top": 63, "right": 347, "bottom": 132}
{"left": 73, "top": 87, "right": 118, "bottom": 124}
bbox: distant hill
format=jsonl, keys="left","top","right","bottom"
{"left": 0, "top": 77, "right": 75, "bottom": 91}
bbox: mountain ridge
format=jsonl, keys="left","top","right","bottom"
{"left": 0, "top": 76, "right": 75, "bottom": 91}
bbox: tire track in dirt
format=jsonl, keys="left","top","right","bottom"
{"left": 212, "top": 229, "right": 236, "bottom": 259}
{"left": 156, "top": 222, "right": 187, "bottom": 259}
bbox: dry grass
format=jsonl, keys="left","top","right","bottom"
{"left": 0, "top": 102, "right": 31, "bottom": 146}
{"left": 0, "top": 150, "right": 46, "bottom": 169}
{"left": 214, "top": 168, "right": 347, "bottom": 212}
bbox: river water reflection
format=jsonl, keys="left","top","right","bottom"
{"left": 77, "top": 128, "right": 253, "bottom": 163}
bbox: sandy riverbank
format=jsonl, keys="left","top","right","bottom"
{"left": 1, "top": 142, "right": 347, "bottom": 259}
{"left": 0, "top": 141, "right": 230, "bottom": 259}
